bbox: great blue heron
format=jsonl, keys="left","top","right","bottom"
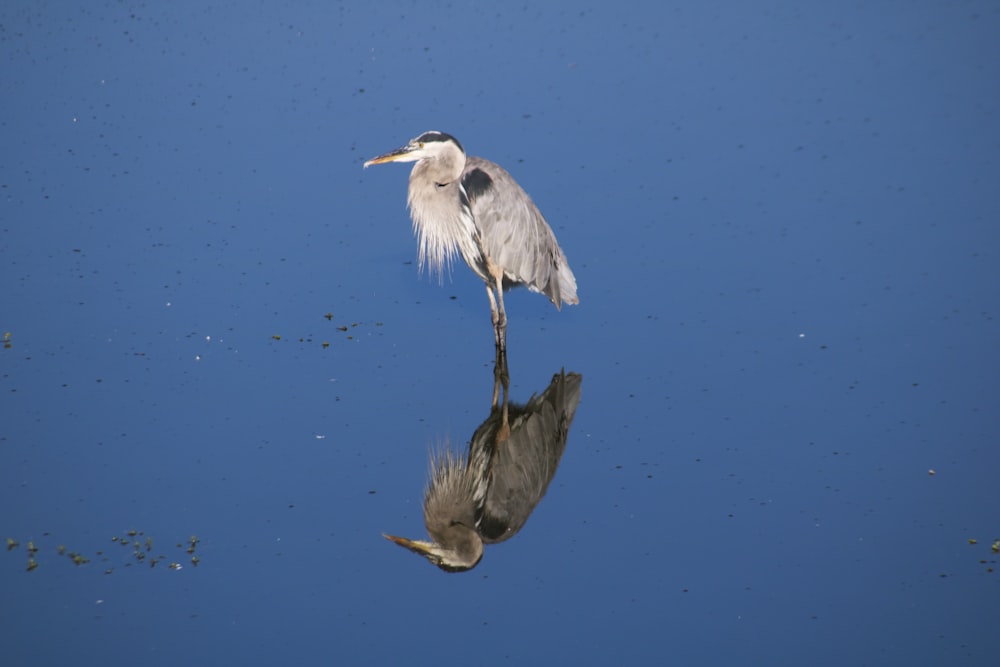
{"left": 363, "top": 131, "right": 578, "bottom": 350}
{"left": 384, "top": 350, "right": 583, "bottom": 571}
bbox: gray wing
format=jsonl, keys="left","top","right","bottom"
{"left": 474, "top": 370, "right": 583, "bottom": 543}
{"left": 462, "top": 157, "right": 579, "bottom": 308}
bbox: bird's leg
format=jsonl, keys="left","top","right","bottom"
{"left": 485, "top": 283, "right": 500, "bottom": 328}
{"left": 480, "top": 254, "right": 508, "bottom": 350}
{"left": 489, "top": 263, "right": 508, "bottom": 351}
{"left": 494, "top": 282, "right": 508, "bottom": 349}
{"left": 484, "top": 281, "right": 506, "bottom": 351}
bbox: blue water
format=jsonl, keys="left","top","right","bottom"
{"left": 2, "top": 2, "right": 998, "bottom": 665}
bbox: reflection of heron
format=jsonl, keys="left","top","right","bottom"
{"left": 364, "top": 131, "right": 578, "bottom": 350}
{"left": 384, "top": 350, "right": 582, "bottom": 571}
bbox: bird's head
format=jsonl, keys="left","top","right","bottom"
{"left": 364, "top": 131, "right": 465, "bottom": 167}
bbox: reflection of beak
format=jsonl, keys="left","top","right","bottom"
{"left": 363, "top": 146, "right": 415, "bottom": 168}
{"left": 383, "top": 533, "right": 437, "bottom": 558}
{"left": 383, "top": 533, "right": 480, "bottom": 572}
{"left": 383, "top": 533, "right": 448, "bottom": 568}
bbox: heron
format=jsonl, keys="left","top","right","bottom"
{"left": 363, "top": 131, "right": 578, "bottom": 350}
{"left": 384, "top": 349, "right": 583, "bottom": 572}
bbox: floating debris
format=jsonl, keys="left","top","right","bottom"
{"left": 5, "top": 529, "right": 204, "bottom": 574}
{"left": 965, "top": 537, "right": 1000, "bottom": 575}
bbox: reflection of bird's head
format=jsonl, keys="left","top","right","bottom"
{"left": 383, "top": 448, "right": 486, "bottom": 572}
{"left": 364, "top": 131, "right": 465, "bottom": 167}
{"left": 382, "top": 533, "right": 482, "bottom": 573}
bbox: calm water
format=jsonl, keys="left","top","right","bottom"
{"left": 3, "top": 2, "right": 998, "bottom": 665}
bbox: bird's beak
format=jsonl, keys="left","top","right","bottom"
{"left": 363, "top": 145, "right": 416, "bottom": 168}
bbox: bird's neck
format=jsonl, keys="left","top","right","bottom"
{"left": 413, "top": 153, "right": 464, "bottom": 185}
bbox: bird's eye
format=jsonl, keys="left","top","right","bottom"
{"left": 418, "top": 143, "right": 424, "bottom": 148}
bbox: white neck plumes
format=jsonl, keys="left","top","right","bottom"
{"left": 406, "top": 149, "right": 483, "bottom": 281}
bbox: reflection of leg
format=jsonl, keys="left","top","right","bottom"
{"left": 498, "top": 381, "right": 510, "bottom": 444}
{"left": 491, "top": 345, "right": 509, "bottom": 408}
{"left": 491, "top": 357, "right": 501, "bottom": 409}
{"left": 494, "top": 345, "right": 511, "bottom": 443}
{"left": 494, "top": 345, "right": 509, "bottom": 388}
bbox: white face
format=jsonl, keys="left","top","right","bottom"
{"left": 403, "top": 133, "right": 455, "bottom": 161}
{"left": 364, "top": 131, "right": 459, "bottom": 167}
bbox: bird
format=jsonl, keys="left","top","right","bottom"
{"left": 384, "top": 349, "right": 583, "bottom": 572}
{"left": 363, "top": 131, "right": 578, "bottom": 350}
